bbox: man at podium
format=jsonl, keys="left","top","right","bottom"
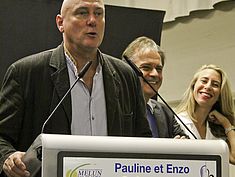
{"left": 0, "top": 0, "right": 152, "bottom": 177}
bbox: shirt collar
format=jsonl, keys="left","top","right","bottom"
{"left": 64, "top": 46, "right": 102, "bottom": 78}
{"left": 147, "top": 98, "right": 158, "bottom": 113}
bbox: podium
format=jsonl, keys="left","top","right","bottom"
{"left": 25, "top": 134, "right": 229, "bottom": 177}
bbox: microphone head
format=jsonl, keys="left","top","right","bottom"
{"left": 123, "top": 55, "right": 143, "bottom": 77}
{"left": 77, "top": 60, "right": 92, "bottom": 78}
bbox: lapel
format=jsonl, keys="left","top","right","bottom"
{"left": 100, "top": 54, "right": 120, "bottom": 132}
{"left": 47, "top": 48, "right": 121, "bottom": 132}
{"left": 49, "top": 44, "right": 72, "bottom": 124}
{"left": 153, "top": 102, "right": 168, "bottom": 137}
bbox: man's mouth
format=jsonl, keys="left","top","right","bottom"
{"left": 87, "top": 32, "right": 97, "bottom": 37}
{"left": 146, "top": 79, "right": 158, "bottom": 85}
{"left": 148, "top": 81, "right": 157, "bottom": 84}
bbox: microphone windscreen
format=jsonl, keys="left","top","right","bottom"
{"left": 123, "top": 55, "right": 143, "bottom": 77}
{"left": 77, "top": 60, "right": 92, "bottom": 78}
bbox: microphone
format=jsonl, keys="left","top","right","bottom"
{"left": 41, "top": 60, "right": 92, "bottom": 133}
{"left": 123, "top": 55, "right": 197, "bottom": 139}
{"left": 22, "top": 60, "right": 92, "bottom": 177}
{"left": 123, "top": 55, "right": 143, "bottom": 77}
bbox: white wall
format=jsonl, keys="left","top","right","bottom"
{"left": 160, "top": 1, "right": 235, "bottom": 105}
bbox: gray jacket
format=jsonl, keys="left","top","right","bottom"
{"left": 148, "top": 99, "right": 187, "bottom": 138}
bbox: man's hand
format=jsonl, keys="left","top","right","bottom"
{"left": 3, "top": 151, "right": 30, "bottom": 177}
{"left": 174, "top": 135, "right": 187, "bottom": 139}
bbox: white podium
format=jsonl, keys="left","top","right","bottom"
{"left": 25, "top": 134, "right": 229, "bottom": 177}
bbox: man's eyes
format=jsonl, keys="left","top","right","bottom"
{"left": 155, "top": 67, "right": 162, "bottom": 72}
{"left": 75, "top": 9, "right": 104, "bottom": 17}
{"left": 78, "top": 10, "right": 88, "bottom": 15}
{"left": 74, "top": 9, "right": 88, "bottom": 16}
{"left": 140, "top": 65, "right": 162, "bottom": 72}
{"left": 94, "top": 10, "right": 104, "bottom": 16}
{"left": 140, "top": 66, "right": 152, "bottom": 71}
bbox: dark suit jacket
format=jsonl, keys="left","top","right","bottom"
{"left": 151, "top": 100, "right": 187, "bottom": 138}
{"left": 0, "top": 44, "right": 151, "bottom": 175}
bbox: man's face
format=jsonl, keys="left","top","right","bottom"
{"left": 133, "top": 51, "right": 163, "bottom": 100}
{"left": 57, "top": 0, "right": 105, "bottom": 51}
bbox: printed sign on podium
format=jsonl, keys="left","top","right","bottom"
{"left": 28, "top": 134, "right": 229, "bottom": 177}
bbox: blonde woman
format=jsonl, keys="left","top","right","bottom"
{"left": 176, "top": 64, "right": 235, "bottom": 164}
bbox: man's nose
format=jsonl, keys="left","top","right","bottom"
{"left": 149, "top": 68, "right": 160, "bottom": 76}
{"left": 87, "top": 14, "right": 96, "bottom": 27}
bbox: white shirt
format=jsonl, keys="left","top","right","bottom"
{"left": 65, "top": 53, "right": 107, "bottom": 136}
{"left": 177, "top": 112, "right": 221, "bottom": 140}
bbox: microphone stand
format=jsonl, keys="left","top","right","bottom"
{"left": 41, "top": 60, "right": 93, "bottom": 133}
{"left": 123, "top": 55, "right": 197, "bottom": 139}
{"left": 22, "top": 61, "right": 93, "bottom": 177}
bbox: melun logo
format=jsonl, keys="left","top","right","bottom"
{"left": 66, "top": 163, "right": 102, "bottom": 177}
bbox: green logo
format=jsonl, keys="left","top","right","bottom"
{"left": 66, "top": 163, "right": 92, "bottom": 177}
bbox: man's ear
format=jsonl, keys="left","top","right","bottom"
{"left": 56, "top": 14, "right": 64, "bottom": 33}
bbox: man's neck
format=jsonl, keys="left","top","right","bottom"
{"left": 64, "top": 43, "right": 98, "bottom": 68}
{"left": 64, "top": 43, "right": 100, "bottom": 93}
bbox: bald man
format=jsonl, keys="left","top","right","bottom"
{"left": 0, "top": 0, "right": 151, "bottom": 176}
